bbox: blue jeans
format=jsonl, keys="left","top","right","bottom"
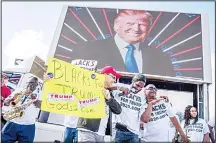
{"left": 1, "top": 121, "right": 35, "bottom": 143}
{"left": 63, "top": 127, "right": 78, "bottom": 143}
{"left": 115, "top": 129, "right": 140, "bottom": 143}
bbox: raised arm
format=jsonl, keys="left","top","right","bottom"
{"left": 140, "top": 98, "right": 164, "bottom": 123}
{"left": 103, "top": 89, "right": 122, "bottom": 114}
{"left": 140, "top": 102, "right": 152, "bottom": 123}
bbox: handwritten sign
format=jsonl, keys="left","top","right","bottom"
{"left": 71, "top": 59, "right": 97, "bottom": 71}
{"left": 41, "top": 58, "right": 106, "bottom": 118}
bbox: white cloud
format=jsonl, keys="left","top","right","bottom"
{"left": 3, "top": 29, "right": 49, "bottom": 67}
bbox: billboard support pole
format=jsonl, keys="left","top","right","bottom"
{"left": 203, "top": 83, "right": 209, "bottom": 121}
{"left": 197, "top": 84, "right": 200, "bottom": 115}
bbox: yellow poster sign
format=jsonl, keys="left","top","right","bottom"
{"left": 41, "top": 58, "right": 106, "bottom": 118}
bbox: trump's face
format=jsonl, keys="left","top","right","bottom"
{"left": 114, "top": 15, "right": 150, "bottom": 44}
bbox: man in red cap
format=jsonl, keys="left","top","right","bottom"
{"left": 1, "top": 73, "right": 11, "bottom": 128}
{"left": 100, "top": 66, "right": 122, "bottom": 80}
{"left": 43, "top": 65, "right": 128, "bottom": 143}
{"left": 77, "top": 66, "right": 127, "bottom": 142}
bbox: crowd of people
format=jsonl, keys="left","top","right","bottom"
{"left": 1, "top": 67, "right": 215, "bottom": 143}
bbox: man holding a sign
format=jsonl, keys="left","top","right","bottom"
{"left": 43, "top": 58, "right": 99, "bottom": 143}
{"left": 77, "top": 66, "right": 123, "bottom": 142}
{"left": 42, "top": 58, "right": 129, "bottom": 142}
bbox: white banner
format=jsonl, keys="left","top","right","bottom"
{"left": 71, "top": 59, "right": 97, "bottom": 71}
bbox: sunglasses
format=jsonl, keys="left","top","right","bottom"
{"left": 27, "top": 82, "right": 39, "bottom": 86}
{"left": 135, "top": 83, "right": 143, "bottom": 88}
{"left": 146, "top": 87, "right": 157, "bottom": 92}
{"left": 134, "top": 81, "right": 145, "bottom": 89}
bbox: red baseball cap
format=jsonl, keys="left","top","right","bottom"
{"left": 100, "top": 66, "right": 121, "bottom": 79}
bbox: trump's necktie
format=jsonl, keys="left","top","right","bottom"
{"left": 125, "top": 44, "right": 139, "bottom": 73}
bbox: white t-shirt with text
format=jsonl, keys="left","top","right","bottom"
{"left": 143, "top": 101, "right": 176, "bottom": 142}
{"left": 181, "top": 118, "right": 209, "bottom": 142}
{"left": 113, "top": 84, "right": 147, "bottom": 135}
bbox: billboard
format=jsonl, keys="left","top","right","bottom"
{"left": 49, "top": 6, "right": 207, "bottom": 80}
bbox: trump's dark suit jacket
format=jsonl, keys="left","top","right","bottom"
{"left": 55, "top": 37, "right": 175, "bottom": 77}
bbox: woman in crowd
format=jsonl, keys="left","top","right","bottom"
{"left": 181, "top": 105, "right": 210, "bottom": 142}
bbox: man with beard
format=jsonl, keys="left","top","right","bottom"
{"left": 141, "top": 84, "right": 189, "bottom": 142}
{"left": 1, "top": 77, "right": 41, "bottom": 143}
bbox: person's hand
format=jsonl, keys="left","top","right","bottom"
{"left": 148, "top": 98, "right": 164, "bottom": 105}
{"left": 180, "top": 134, "right": 190, "bottom": 143}
{"left": 43, "top": 73, "right": 51, "bottom": 82}
{"left": 103, "top": 89, "right": 111, "bottom": 100}
{"left": 119, "top": 87, "right": 130, "bottom": 96}
{"left": 30, "top": 94, "right": 37, "bottom": 100}
{"left": 159, "top": 95, "right": 169, "bottom": 102}
{"left": 33, "top": 100, "right": 42, "bottom": 108}
{"left": 140, "top": 123, "right": 144, "bottom": 130}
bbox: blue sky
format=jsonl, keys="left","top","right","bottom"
{"left": 2, "top": 1, "right": 215, "bottom": 115}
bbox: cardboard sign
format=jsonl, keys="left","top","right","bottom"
{"left": 41, "top": 58, "right": 106, "bottom": 118}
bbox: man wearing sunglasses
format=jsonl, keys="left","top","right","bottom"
{"left": 141, "top": 84, "right": 189, "bottom": 142}
{"left": 1, "top": 73, "right": 12, "bottom": 128}
{"left": 1, "top": 77, "right": 41, "bottom": 143}
{"left": 111, "top": 74, "right": 164, "bottom": 143}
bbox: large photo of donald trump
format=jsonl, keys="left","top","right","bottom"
{"left": 52, "top": 6, "right": 203, "bottom": 79}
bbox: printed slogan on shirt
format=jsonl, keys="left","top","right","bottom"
{"left": 186, "top": 123, "right": 204, "bottom": 133}
{"left": 118, "top": 93, "right": 142, "bottom": 112}
{"left": 41, "top": 58, "right": 106, "bottom": 118}
{"left": 148, "top": 103, "right": 168, "bottom": 122}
